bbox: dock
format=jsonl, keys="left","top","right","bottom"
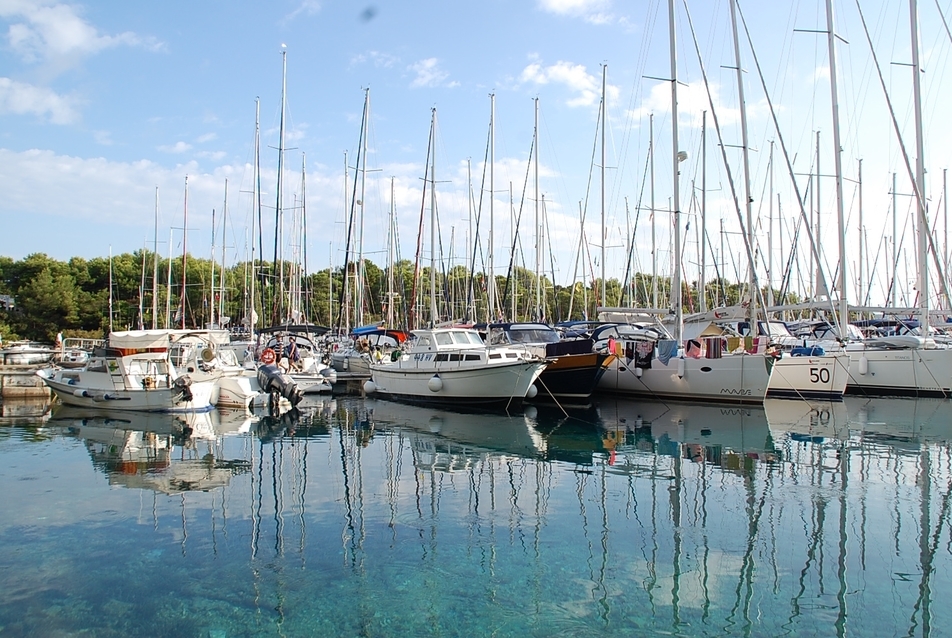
{"left": 0, "top": 364, "right": 51, "bottom": 399}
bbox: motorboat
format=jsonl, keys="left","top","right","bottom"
{"left": 37, "top": 330, "right": 216, "bottom": 412}
{"left": 1, "top": 341, "right": 55, "bottom": 365}
{"left": 480, "top": 322, "right": 614, "bottom": 405}
{"left": 364, "top": 326, "right": 548, "bottom": 410}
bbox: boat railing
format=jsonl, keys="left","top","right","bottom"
{"left": 63, "top": 337, "right": 105, "bottom": 352}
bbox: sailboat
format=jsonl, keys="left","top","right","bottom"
{"left": 597, "top": 0, "right": 775, "bottom": 405}
{"left": 365, "top": 109, "right": 548, "bottom": 409}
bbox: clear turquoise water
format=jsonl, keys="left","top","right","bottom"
{"left": 1, "top": 395, "right": 951, "bottom": 637}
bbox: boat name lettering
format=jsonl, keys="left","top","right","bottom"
{"left": 413, "top": 353, "right": 433, "bottom": 362}
{"left": 719, "top": 388, "right": 752, "bottom": 396}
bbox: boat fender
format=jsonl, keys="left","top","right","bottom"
{"left": 391, "top": 349, "right": 402, "bottom": 362}
{"left": 859, "top": 355, "right": 868, "bottom": 376}
{"left": 677, "top": 358, "right": 686, "bottom": 379}
{"left": 364, "top": 380, "right": 377, "bottom": 394}
{"left": 526, "top": 384, "right": 538, "bottom": 399}
{"left": 260, "top": 348, "right": 276, "bottom": 365}
{"left": 428, "top": 374, "right": 443, "bottom": 392}
{"left": 322, "top": 368, "right": 338, "bottom": 384}
{"left": 635, "top": 366, "right": 643, "bottom": 378}
{"left": 72, "top": 388, "right": 90, "bottom": 398}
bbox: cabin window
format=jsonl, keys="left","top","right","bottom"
{"left": 465, "top": 354, "right": 480, "bottom": 361}
{"left": 435, "top": 354, "right": 448, "bottom": 362}
{"left": 435, "top": 333, "right": 453, "bottom": 346}
{"left": 450, "top": 331, "right": 471, "bottom": 344}
{"left": 506, "top": 353, "right": 518, "bottom": 358}
{"left": 417, "top": 336, "right": 432, "bottom": 347}
{"left": 467, "top": 333, "right": 484, "bottom": 345}
{"left": 489, "top": 353, "right": 502, "bottom": 360}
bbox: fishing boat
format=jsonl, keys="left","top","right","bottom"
{"left": 37, "top": 330, "right": 215, "bottom": 412}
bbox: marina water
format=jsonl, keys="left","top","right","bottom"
{"left": 1, "top": 395, "right": 950, "bottom": 637}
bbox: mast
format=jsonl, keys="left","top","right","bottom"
{"left": 109, "top": 246, "right": 114, "bottom": 333}
{"left": 910, "top": 0, "right": 929, "bottom": 333}
{"left": 220, "top": 178, "right": 228, "bottom": 325}
{"left": 489, "top": 93, "right": 496, "bottom": 322}
{"left": 152, "top": 186, "right": 159, "bottom": 329}
{"left": 730, "top": 0, "right": 755, "bottom": 326}
{"left": 767, "top": 140, "right": 774, "bottom": 308}
{"left": 429, "top": 108, "right": 438, "bottom": 326}
{"left": 534, "top": 96, "right": 542, "bottom": 321}
{"left": 181, "top": 175, "right": 188, "bottom": 330}
{"left": 825, "top": 0, "right": 849, "bottom": 338}
{"left": 651, "top": 113, "right": 657, "bottom": 309}
{"left": 357, "top": 88, "right": 370, "bottom": 327}
{"left": 668, "top": 0, "right": 683, "bottom": 341}
{"left": 892, "top": 172, "right": 898, "bottom": 307}
{"left": 251, "top": 97, "right": 260, "bottom": 337}
{"left": 600, "top": 64, "right": 607, "bottom": 307}
{"left": 274, "top": 44, "right": 288, "bottom": 325}
{"left": 700, "top": 110, "right": 708, "bottom": 313}
{"left": 388, "top": 176, "right": 396, "bottom": 328}
{"left": 210, "top": 207, "right": 217, "bottom": 328}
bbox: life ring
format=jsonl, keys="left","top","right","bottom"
{"left": 260, "top": 348, "right": 276, "bottom": 365}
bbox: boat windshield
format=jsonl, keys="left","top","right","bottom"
{"left": 505, "top": 328, "right": 559, "bottom": 344}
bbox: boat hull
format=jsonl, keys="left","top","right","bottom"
{"left": 532, "top": 352, "right": 614, "bottom": 403}
{"left": 766, "top": 353, "right": 850, "bottom": 400}
{"left": 843, "top": 344, "right": 952, "bottom": 397}
{"left": 598, "top": 353, "right": 771, "bottom": 404}
{"left": 369, "top": 359, "right": 547, "bottom": 409}
{"left": 40, "top": 372, "right": 215, "bottom": 413}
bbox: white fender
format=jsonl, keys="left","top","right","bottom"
{"left": 428, "top": 375, "right": 443, "bottom": 392}
{"left": 363, "top": 380, "right": 377, "bottom": 394}
{"left": 858, "top": 356, "right": 869, "bottom": 376}
{"left": 677, "top": 358, "right": 686, "bottom": 379}
{"left": 526, "top": 384, "right": 538, "bottom": 399}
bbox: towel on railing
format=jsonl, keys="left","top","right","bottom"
{"left": 635, "top": 341, "right": 653, "bottom": 368}
{"left": 704, "top": 337, "right": 723, "bottom": 359}
{"left": 658, "top": 339, "right": 678, "bottom": 365}
{"left": 726, "top": 336, "right": 742, "bottom": 352}
{"left": 685, "top": 339, "right": 702, "bottom": 359}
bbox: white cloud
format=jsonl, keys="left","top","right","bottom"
{"left": 628, "top": 80, "right": 743, "bottom": 129}
{"left": 196, "top": 132, "right": 217, "bottom": 143}
{"left": 409, "top": 58, "right": 451, "bottom": 89}
{"left": 283, "top": 0, "right": 321, "bottom": 23}
{"left": 197, "top": 150, "right": 226, "bottom": 161}
{"left": 537, "top": 0, "right": 615, "bottom": 25}
{"left": 0, "top": 0, "right": 162, "bottom": 66}
{"left": 350, "top": 50, "right": 399, "bottom": 69}
{"left": 519, "top": 60, "right": 619, "bottom": 108}
{"left": 92, "top": 129, "right": 111, "bottom": 145}
{"left": 0, "top": 76, "right": 78, "bottom": 123}
{"left": 158, "top": 141, "right": 192, "bottom": 153}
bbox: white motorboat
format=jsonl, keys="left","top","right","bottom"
{"left": 365, "top": 326, "right": 548, "bottom": 410}
{"left": 168, "top": 330, "right": 264, "bottom": 409}
{"left": 1, "top": 341, "right": 55, "bottom": 365}
{"left": 37, "top": 330, "right": 215, "bottom": 412}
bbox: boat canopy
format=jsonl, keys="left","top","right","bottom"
{"left": 109, "top": 330, "right": 172, "bottom": 350}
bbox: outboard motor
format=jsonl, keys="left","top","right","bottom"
{"left": 172, "top": 375, "right": 194, "bottom": 403}
{"left": 256, "top": 364, "right": 304, "bottom": 409}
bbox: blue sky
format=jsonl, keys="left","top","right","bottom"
{"left": 2, "top": 0, "right": 952, "bottom": 307}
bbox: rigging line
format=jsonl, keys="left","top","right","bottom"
{"left": 501, "top": 136, "right": 536, "bottom": 316}
{"left": 623, "top": 145, "right": 653, "bottom": 305}
{"left": 735, "top": 1, "right": 836, "bottom": 311}
{"left": 854, "top": 0, "right": 952, "bottom": 305}
{"left": 684, "top": 0, "right": 767, "bottom": 314}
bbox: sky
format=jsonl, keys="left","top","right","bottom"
{"left": 2, "top": 0, "right": 952, "bottom": 308}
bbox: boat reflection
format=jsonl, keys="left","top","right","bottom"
{"left": 365, "top": 399, "right": 547, "bottom": 471}
{"left": 51, "top": 405, "right": 254, "bottom": 493}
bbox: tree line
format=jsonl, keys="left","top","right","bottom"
{"left": 0, "top": 251, "right": 776, "bottom": 343}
